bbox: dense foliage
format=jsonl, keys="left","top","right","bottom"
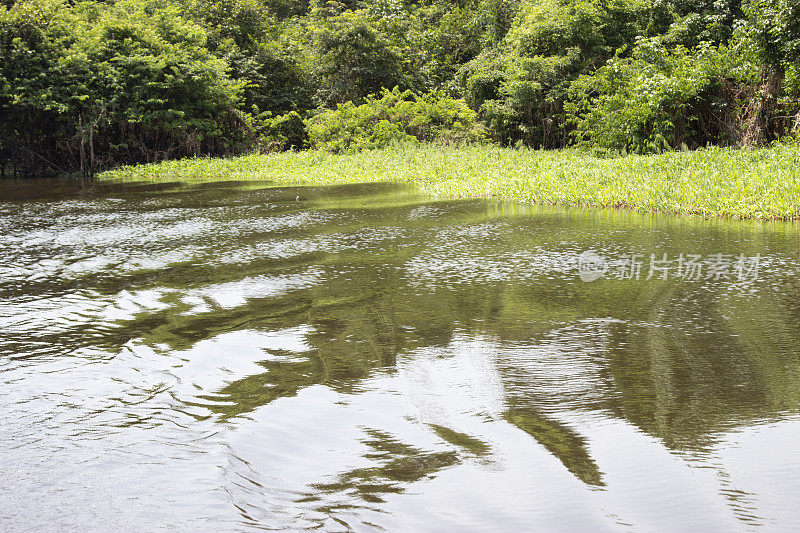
{"left": 307, "top": 87, "right": 485, "bottom": 151}
{"left": 2, "top": 0, "right": 800, "bottom": 175}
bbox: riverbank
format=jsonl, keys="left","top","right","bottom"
{"left": 99, "top": 144, "right": 800, "bottom": 220}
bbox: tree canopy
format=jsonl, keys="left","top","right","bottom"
{"left": 1, "top": 0, "right": 799, "bottom": 176}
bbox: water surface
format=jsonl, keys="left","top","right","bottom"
{"left": 2, "top": 179, "right": 800, "bottom": 531}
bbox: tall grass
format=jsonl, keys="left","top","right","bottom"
{"left": 100, "top": 143, "right": 800, "bottom": 220}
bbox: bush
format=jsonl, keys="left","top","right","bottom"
{"left": 257, "top": 111, "right": 309, "bottom": 151}
{"left": 307, "top": 87, "right": 486, "bottom": 151}
{"left": 457, "top": 0, "right": 658, "bottom": 148}
{"left": 567, "top": 38, "right": 758, "bottom": 153}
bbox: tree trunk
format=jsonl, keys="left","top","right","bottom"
{"left": 794, "top": 112, "right": 800, "bottom": 138}
{"left": 743, "top": 65, "right": 785, "bottom": 146}
{"left": 79, "top": 114, "right": 87, "bottom": 179}
{"left": 89, "top": 120, "right": 95, "bottom": 178}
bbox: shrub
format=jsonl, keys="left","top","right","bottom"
{"left": 306, "top": 87, "right": 486, "bottom": 151}
{"left": 457, "top": 0, "right": 660, "bottom": 148}
{"left": 567, "top": 38, "right": 759, "bottom": 153}
{"left": 257, "top": 111, "right": 309, "bottom": 151}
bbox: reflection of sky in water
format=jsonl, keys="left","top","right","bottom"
{"left": 1, "top": 180, "right": 800, "bottom": 531}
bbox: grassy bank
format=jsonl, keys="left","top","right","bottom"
{"left": 99, "top": 144, "right": 800, "bottom": 220}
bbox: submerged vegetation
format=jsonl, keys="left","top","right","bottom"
{"left": 2, "top": 0, "right": 800, "bottom": 177}
{"left": 101, "top": 143, "right": 800, "bottom": 220}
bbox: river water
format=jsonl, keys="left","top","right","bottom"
{"left": 2, "top": 179, "right": 800, "bottom": 531}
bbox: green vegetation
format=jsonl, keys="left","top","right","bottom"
{"left": 101, "top": 143, "right": 800, "bottom": 220}
{"left": 307, "top": 87, "right": 485, "bottom": 151}
{"left": 3, "top": 0, "right": 800, "bottom": 177}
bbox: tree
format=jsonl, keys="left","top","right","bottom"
{"left": 743, "top": 0, "right": 800, "bottom": 143}
{"left": 310, "top": 9, "right": 412, "bottom": 105}
{"left": 0, "top": 0, "right": 250, "bottom": 175}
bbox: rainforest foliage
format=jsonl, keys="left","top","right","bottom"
{"left": 2, "top": 0, "right": 800, "bottom": 175}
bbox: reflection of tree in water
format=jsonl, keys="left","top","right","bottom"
{"left": 504, "top": 408, "right": 604, "bottom": 486}
{"left": 603, "top": 284, "right": 800, "bottom": 450}
{"left": 428, "top": 424, "right": 492, "bottom": 456}
{"left": 195, "top": 352, "right": 323, "bottom": 419}
{"left": 83, "top": 182, "right": 800, "bottom": 494}
{"left": 308, "top": 426, "right": 496, "bottom": 509}
{"left": 311, "top": 429, "right": 459, "bottom": 505}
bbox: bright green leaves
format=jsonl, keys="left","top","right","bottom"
{"left": 744, "top": 0, "right": 800, "bottom": 68}
{"left": 307, "top": 87, "right": 485, "bottom": 151}
{"left": 567, "top": 38, "right": 757, "bottom": 153}
{"left": 0, "top": 0, "right": 248, "bottom": 174}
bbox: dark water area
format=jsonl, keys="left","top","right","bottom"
{"left": 2, "top": 179, "right": 800, "bottom": 531}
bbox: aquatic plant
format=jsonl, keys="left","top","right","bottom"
{"left": 100, "top": 143, "right": 800, "bottom": 220}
